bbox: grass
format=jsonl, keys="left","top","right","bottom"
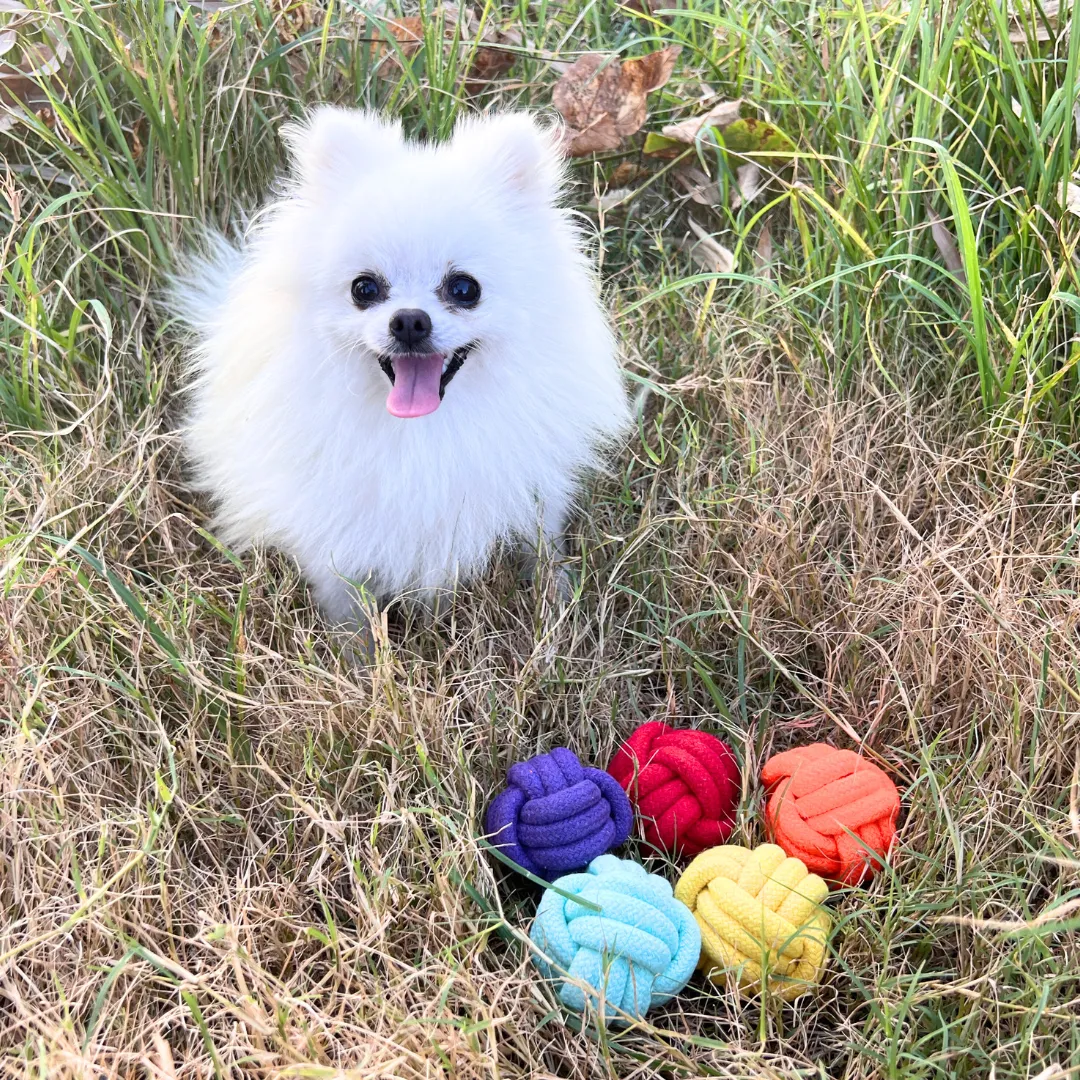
{"left": 2, "top": 0, "right": 1080, "bottom": 1076}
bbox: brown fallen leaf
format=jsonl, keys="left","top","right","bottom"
{"left": 129, "top": 114, "right": 148, "bottom": 162}
{"left": 731, "top": 161, "right": 763, "bottom": 209}
{"left": 360, "top": 13, "right": 428, "bottom": 75}
{"left": 754, "top": 221, "right": 774, "bottom": 278}
{"left": 552, "top": 45, "right": 681, "bottom": 156}
{"left": 661, "top": 98, "right": 744, "bottom": 144}
{"left": 0, "top": 10, "right": 71, "bottom": 121}
{"left": 609, "top": 161, "right": 650, "bottom": 187}
{"left": 381, "top": 14, "right": 426, "bottom": 58}
{"left": 270, "top": 0, "right": 315, "bottom": 44}
{"left": 674, "top": 164, "right": 719, "bottom": 205}
{"left": 465, "top": 24, "right": 519, "bottom": 93}
{"left": 466, "top": 43, "right": 514, "bottom": 88}
{"left": 925, "top": 203, "right": 963, "bottom": 274}
{"left": 366, "top": 8, "right": 516, "bottom": 91}
{"left": 683, "top": 217, "right": 734, "bottom": 274}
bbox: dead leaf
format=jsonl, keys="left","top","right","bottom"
{"left": 21, "top": 39, "right": 63, "bottom": 79}
{"left": 674, "top": 165, "right": 719, "bottom": 205}
{"left": 926, "top": 204, "right": 963, "bottom": 274}
{"left": 466, "top": 44, "right": 514, "bottom": 89}
{"left": 362, "top": 13, "right": 427, "bottom": 74}
{"left": 552, "top": 45, "right": 681, "bottom": 156}
{"left": 366, "top": 8, "right": 512, "bottom": 90}
{"left": 0, "top": 12, "right": 71, "bottom": 118}
{"left": 0, "top": 29, "right": 16, "bottom": 57}
{"left": 648, "top": 105, "right": 796, "bottom": 180}
{"left": 1008, "top": 0, "right": 1058, "bottom": 41}
{"left": 661, "top": 98, "right": 744, "bottom": 144}
{"left": 120, "top": 40, "right": 178, "bottom": 118}
{"left": 152, "top": 1031, "right": 177, "bottom": 1080}
{"left": 1061, "top": 179, "right": 1080, "bottom": 217}
{"left": 718, "top": 116, "right": 796, "bottom": 159}
{"left": 731, "top": 161, "right": 763, "bottom": 209}
{"left": 591, "top": 187, "right": 633, "bottom": 212}
{"left": 683, "top": 217, "right": 734, "bottom": 274}
{"left": 382, "top": 15, "right": 425, "bottom": 56}
{"left": 609, "top": 161, "right": 649, "bottom": 187}
{"left": 129, "top": 115, "right": 148, "bottom": 162}
{"left": 465, "top": 23, "right": 519, "bottom": 92}
{"left": 754, "top": 222, "right": 774, "bottom": 278}
{"left": 270, "top": 0, "right": 315, "bottom": 43}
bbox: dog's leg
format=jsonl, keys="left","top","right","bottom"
{"left": 521, "top": 512, "right": 572, "bottom": 603}
{"left": 310, "top": 572, "right": 378, "bottom": 661}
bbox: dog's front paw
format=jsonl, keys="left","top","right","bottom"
{"left": 521, "top": 549, "right": 574, "bottom": 606}
{"left": 550, "top": 562, "right": 573, "bottom": 604}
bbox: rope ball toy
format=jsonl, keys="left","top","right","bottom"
{"left": 530, "top": 854, "right": 701, "bottom": 1023}
{"left": 608, "top": 721, "right": 741, "bottom": 857}
{"left": 485, "top": 747, "right": 633, "bottom": 877}
{"left": 674, "top": 844, "right": 830, "bottom": 1001}
{"left": 761, "top": 744, "right": 900, "bottom": 885}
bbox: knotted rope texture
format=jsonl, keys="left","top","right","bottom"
{"left": 762, "top": 744, "right": 900, "bottom": 885}
{"left": 530, "top": 854, "right": 701, "bottom": 1022}
{"left": 674, "top": 844, "right": 830, "bottom": 1000}
{"left": 485, "top": 747, "right": 633, "bottom": 877}
{"left": 608, "top": 722, "right": 741, "bottom": 856}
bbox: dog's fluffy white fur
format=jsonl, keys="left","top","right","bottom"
{"left": 170, "top": 108, "right": 628, "bottom": 621}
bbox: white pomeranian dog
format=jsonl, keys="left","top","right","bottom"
{"left": 170, "top": 108, "right": 628, "bottom": 624}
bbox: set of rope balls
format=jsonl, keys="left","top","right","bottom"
{"left": 485, "top": 721, "right": 901, "bottom": 1024}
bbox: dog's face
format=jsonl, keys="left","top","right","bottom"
{"left": 282, "top": 109, "right": 569, "bottom": 419}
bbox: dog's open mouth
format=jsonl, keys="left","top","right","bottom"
{"left": 378, "top": 344, "right": 473, "bottom": 419}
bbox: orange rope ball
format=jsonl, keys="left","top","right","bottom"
{"left": 761, "top": 744, "right": 900, "bottom": 886}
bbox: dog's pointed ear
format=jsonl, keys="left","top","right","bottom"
{"left": 282, "top": 107, "right": 403, "bottom": 197}
{"left": 453, "top": 112, "right": 566, "bottom": 204}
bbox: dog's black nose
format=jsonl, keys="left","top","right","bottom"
{"left": 389, "top": 308, "right": 432, "bottom": 349}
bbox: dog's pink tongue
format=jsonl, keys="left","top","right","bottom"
{"left": 386, "top": 354, "right": 444, "bottom": 418}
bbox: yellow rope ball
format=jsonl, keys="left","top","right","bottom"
{"left": 673, "top": 843, "right": 831, "bottom": 1001}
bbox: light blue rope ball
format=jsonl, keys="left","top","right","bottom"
{"left": 529, "top": 854, "right": 701, "bottom": 1023}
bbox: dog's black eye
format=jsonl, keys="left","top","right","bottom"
{"left": 445, "top": 273, "right": 481, "bottom": 308}
{"left": 351, "top": 274, "right": 384, "bottom": 308}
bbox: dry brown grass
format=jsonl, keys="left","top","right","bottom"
{"left": 3, "top": 0, "right": 1080, "bottom": 1074}
{"left": 3, "top": 311, "right": 1079, "bottom": 1074}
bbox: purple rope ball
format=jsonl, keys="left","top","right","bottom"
{"left": 485, "top": 747, "right": 633, "bottom": 878}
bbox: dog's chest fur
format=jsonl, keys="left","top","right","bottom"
{"left": 187, "top": 299, "right": 621, "bottom": 609}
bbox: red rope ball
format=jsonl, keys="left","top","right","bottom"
{"left": 608, "top": 721, "right": 741, "bottom": 857}
{"left": 761, "top": 743, "right": 900, "bottom": 886}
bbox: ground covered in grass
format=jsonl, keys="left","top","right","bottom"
{"left": 2, "top": 1, "right": 1080, "bottom": 1077}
